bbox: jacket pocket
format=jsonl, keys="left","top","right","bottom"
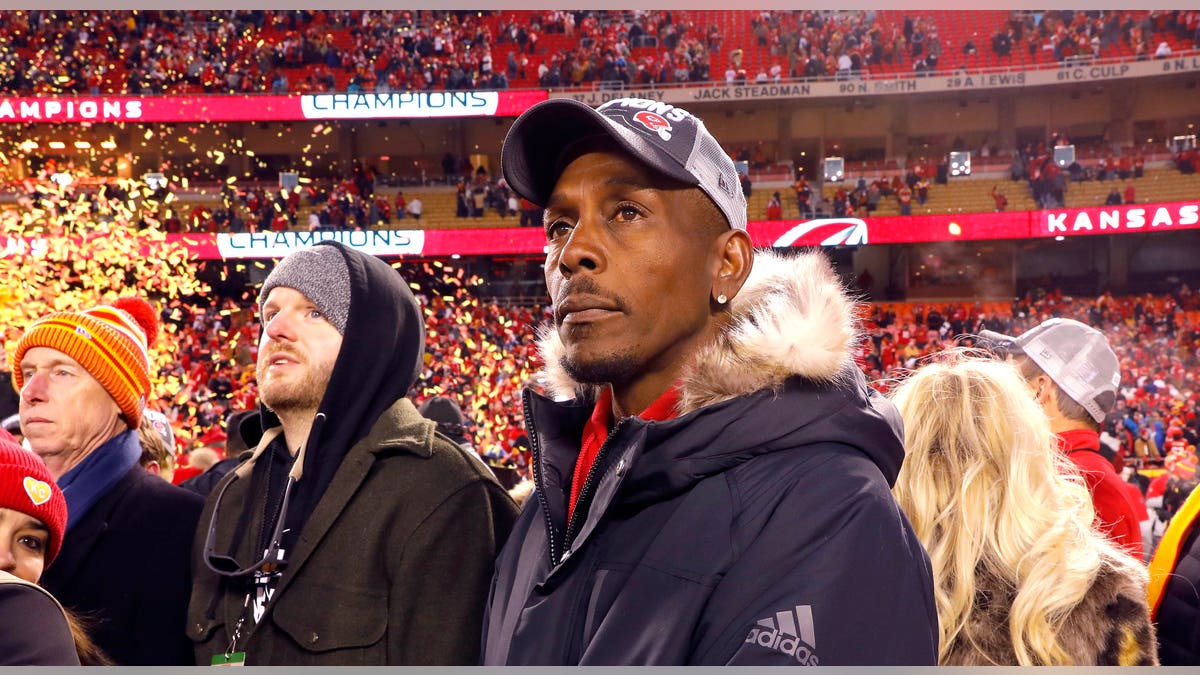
{"left": 272, "top": 582, "right": 387, "bottom": 656}
{"left": 188, "top": 615, "right": 225, "bottom": 650}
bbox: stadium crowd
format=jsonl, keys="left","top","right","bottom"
{"left": 19, "top": 274, "right": 1183, "bottom": 489}
{"left": 0, "top": 9, "right": 1195, "bottom": 96}
{"left": 859, "top": 285, "right": 1200, "bottom": 464}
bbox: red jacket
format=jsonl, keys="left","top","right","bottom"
{"left": 1059, "top": 429, "right": 1144, "bottom": 559}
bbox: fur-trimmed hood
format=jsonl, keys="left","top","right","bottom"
{"left": 538, "top": 248, "right": 860, "bottom": 413}
{"left": 526, "top": 249, "right": 907, "bottom": 504}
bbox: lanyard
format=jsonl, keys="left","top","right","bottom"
{"left": 226, "top": 591, "right": 252, "bottom": 657}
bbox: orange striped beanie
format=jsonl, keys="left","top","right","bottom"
{"left": 12, "top": 298, "right": 159, "bottom": 429}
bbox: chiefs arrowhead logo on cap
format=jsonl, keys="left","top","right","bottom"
{"left": 632, "top": 110, "right": 672, "bottom": 141}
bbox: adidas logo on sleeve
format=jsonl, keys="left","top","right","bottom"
{"left": 744, "top": 604, "right": 818, "bottom": 665}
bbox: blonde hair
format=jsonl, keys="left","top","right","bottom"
{"left": 890, "top": 356, "right": 1104, "bottom": 665}
{"left": 137, "top": 414, "right": 175, "bottom": 475}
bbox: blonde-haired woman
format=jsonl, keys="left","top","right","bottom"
{"left": 890, "top": 357, "right": 1157, "bottom": 665}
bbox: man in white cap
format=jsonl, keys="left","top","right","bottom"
{"left": 982, "top": 318, "right": 1144, "bottom": 558}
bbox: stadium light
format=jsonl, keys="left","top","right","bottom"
{"left": 18, "top": 140, "right": 37, "bottom": 152}
{"left": 279, "top": 172, "right": 299, "bottom": 190}
{"left": 144, "top": 172, "right": 167, "bottom": 190}
{"left": 823, "top": 156, "right": 844, "bottom": 183}
{"left": 74, "top": 141, "right": 91, "bottom": 149}
{"left": 47, "top": 141, "right": 66, "bottom": 150}
{"left": 1053, "top": 144, "right": 1075, "bottom": 167}
{"left": 948, "top": 150, "right": 971, "bottom": 177}
{"left": 100, "top": 139, "right": 117, "bottom": 150}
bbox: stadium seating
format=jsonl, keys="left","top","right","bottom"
{"left": 5, "top": 10, "right": 1196, "bottom": 96}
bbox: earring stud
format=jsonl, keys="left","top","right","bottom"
{"left": 716, "top": 293, "right": 728, "bottom": 305}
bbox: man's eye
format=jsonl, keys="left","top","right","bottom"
{"left": 546, "top": 220, "right": 571, "bottom": 240}
{"left": 308, "top": 309, "right": 324, "bottom": 319}
{"left": 615, "top": 204, "right": 642, "bottom": 221}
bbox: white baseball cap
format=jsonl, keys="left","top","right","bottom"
{"left": 980, "top": 318, "right": 1121, "bottom": 423}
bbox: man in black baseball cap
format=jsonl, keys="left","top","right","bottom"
{"left": 482, "top": 98, "right": 937, "bottom": 665}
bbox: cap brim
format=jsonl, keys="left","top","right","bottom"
{"left": 501, "top": 98, "right": 696, "bottom": 208}
{"left": 977, "top": 329, "right": 1023, "bottom": 354}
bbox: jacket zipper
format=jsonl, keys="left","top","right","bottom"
{"left": 523, "top": 392, "right": 563, "bottom": 565}
{"left": 561, "top": 418, "right": 630, "bottom": 560}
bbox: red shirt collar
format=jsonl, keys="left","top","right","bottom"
{"left": 569, "top": 384, "right": 681, "bottom": 521}
{"left": 588, "top": 383, "right": 682, "bottom": 431}
{"left": 1057, "top": 428, "right": 1100, "bottom": 453}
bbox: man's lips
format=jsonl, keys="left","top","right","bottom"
{"left": 23, "top": 417, "right": 51, "bottom": 425}
{"left": 265, "top": 353, "right": 301, "bottom": 369}
{"left": 556, "top": 295, "right": 622, "bottom": 325}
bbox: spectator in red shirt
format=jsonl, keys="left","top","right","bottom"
{"left": 991, "top": 185, "right": 1008, "bottom": 212}
{"left": 982, "top": 318, "right": 1146, "bottom": 559}
{"left": 897, "top": 184, "right": 913, "bottom": 215}
{"left": 765, "top": 191, "right": 782, "bottom": 220}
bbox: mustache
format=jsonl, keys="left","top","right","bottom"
{"left": 261, "top": 346, "right": 304, "bottom": 363}
{"left": 554, "top": 277, "right": 629, "bottom": 313}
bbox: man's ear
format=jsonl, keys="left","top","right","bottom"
{"left": 1033, "top": 374, "right": 1055, "bottom": 407}
{"left": 711, "top": 229, "right": 753, "bottom": 304}
{"left": 144, "top": 460, "right": 161, "bottom": 477}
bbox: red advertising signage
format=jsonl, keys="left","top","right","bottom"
{"left": 4, "top": 200, "right": 1197, "bottom": 261}
{"left": 1034, "top": 201, "right": 1200, "bottom": 238}
{"left": 0, "top": 91, "right": 548, "bottom": 124}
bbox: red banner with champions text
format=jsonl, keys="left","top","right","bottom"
{"left": 0, "top": 91, "right": 549, "bottom": 124}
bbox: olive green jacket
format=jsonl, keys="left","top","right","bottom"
{"left": 187, "top": 398, "right": 519, "bottom": 665}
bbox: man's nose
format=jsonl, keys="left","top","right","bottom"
{"left": 265, "top": 311, "right": 298, "bottom": 342}
{"left": 20, "top": 370, "right": 49, "bottom": 404}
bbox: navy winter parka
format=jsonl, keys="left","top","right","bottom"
{"left": 482, "top": 250, "right": 938, "bottom": 665}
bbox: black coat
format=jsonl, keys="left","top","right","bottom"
{"left": 40, "top": 465, "right": 203, "bottom": 665}
{"left": 484, "top": 378, "right": 938, "bottom": 665}
{"left": 1157, "top": 517, "right": 1200, "bottom": 664}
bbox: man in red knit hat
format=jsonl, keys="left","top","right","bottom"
{"left": 12, "top": 297, "right": 202, "bottom": 665}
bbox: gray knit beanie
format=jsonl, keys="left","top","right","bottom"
{"left": 258, "top": 244, "right": 352, "bottom": 334}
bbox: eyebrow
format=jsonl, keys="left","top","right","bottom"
{"left": 545, "top": 176, "right": 654, "bottom": 211}
{"left": 19, "top": 357, "right": 81, "bottom": 371}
